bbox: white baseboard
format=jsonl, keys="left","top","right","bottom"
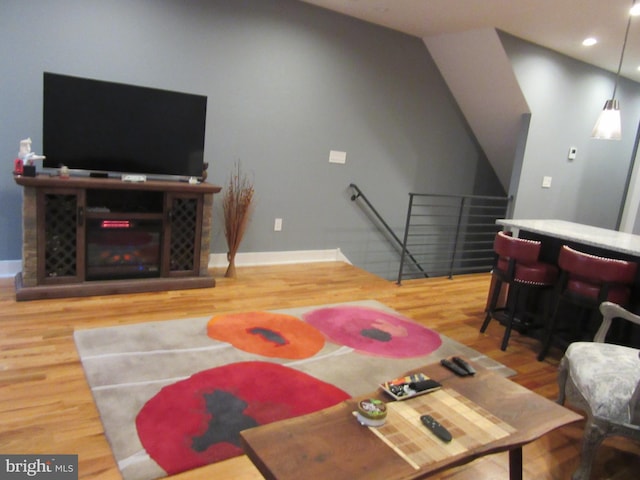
{"left": 209, "top": 248, "right": 351, "bottom": 268}
{"left": 0, "top": 249, "right": 351, "bottom": 278}
{"left": 0, "top": 260, "right": 21, "bottom": 278}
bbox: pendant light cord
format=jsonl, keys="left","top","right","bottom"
{"left": 613, "top": 3, "right": 634, "bottom": 99}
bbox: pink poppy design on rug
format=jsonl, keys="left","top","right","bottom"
{"left": 303, "top": 305, "right": 441, "bottom": 358}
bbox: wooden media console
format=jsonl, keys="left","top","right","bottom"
{"left": 14, "top": 175, "right": 221, "bottom": 301}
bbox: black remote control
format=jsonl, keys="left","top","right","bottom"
{"left": 440, "top": 358, "right": 469, "bottom": 376}
{"left": 420, "top": 414, "right": 452, "bottom": 443}
{"left": 452, "top": 356, "right": 476, "bottom": 376}
{"left": 408, "top": 379, "right": 441, "bottom": 393}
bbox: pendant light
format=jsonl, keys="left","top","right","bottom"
{"left": 592, "top": 2, "right": 636, "bottom": 140}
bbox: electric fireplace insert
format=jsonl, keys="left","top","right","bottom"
{"left": 86, "top": 218, "right": 162, "bottom": 280}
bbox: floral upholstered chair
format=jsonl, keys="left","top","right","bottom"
{"left": 557, "top": 301, "right": 640, "bottom": 480}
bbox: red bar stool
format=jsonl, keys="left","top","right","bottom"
{"left": 537, "top": 245, "right": 638, "bottom": 361}
{"left": 481, "top": 231, "right": 559, "bottom": 351}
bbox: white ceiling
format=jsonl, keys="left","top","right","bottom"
{"left": 300, "top": 0, "right": 640, "bottom": 84}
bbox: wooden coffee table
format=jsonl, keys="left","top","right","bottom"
{"left": 240, "top": 362, "right": 582, "bottom": 480}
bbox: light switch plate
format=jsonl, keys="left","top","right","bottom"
{"left": 542, "top": 176, "right": 552, "bottom": 188}
{"left": 329, "top": 150, "right": 346, "bottom": 164}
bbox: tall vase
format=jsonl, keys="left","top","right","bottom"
{"left": 225, "top": 252, "right": 237, "bottom": 278}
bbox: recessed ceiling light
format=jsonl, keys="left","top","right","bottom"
{"left": 582, "top": 37, "right": 597, "bottom": 46}
{"left": 630, "top": 3, "right": 640, "bottom": 16}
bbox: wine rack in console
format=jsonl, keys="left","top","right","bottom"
{"left": 14, "top": 175, "right": 221, "bottom": 301}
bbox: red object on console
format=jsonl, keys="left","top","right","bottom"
{"left": 14, "top": 158, "right": 23, "bottom": 175}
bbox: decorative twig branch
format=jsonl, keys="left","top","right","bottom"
{"left": 223, "top": 162, "right": 254, "bottom": 277}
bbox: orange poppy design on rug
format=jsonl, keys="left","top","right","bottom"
{"left": 207, "top": 311, "right": 325, "bottom": 359}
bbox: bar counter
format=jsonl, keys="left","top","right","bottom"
{"left": 496, "top": 218, "right": 640, "bottom": 348}
{"left": 497, "top": 219, "right": 640, "bottom": 258}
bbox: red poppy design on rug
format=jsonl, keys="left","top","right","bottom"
{"left": 303, "top": 305, "right": 442, "bottom": 357}
{"left": 207, "top": 311, "right": 325, "bottom": 359}
{"left": 136, "top": 361, "right": 349, "bottom": 475}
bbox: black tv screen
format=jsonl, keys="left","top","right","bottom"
{"left": 43, "top": 72, "right": 207, "bottom": 179}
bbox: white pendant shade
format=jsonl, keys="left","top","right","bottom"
{"left": 592, "top": 99, "right": 622, "bottom": 140}
{"left": 591, "top": 2, "right": 636, "bottom": 140}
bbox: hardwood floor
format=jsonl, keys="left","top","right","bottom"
{"left": 1, "top": 262, "right": 638, "bottom": 479}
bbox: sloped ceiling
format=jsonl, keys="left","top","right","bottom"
{"left": 300, "top": 0, "right": 640, "bottom": 83}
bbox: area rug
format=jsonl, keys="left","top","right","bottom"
{"left": 74, "top": 300, "right": 514, "bottom": 480}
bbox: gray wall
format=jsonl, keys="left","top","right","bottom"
{"left": 1, "top": 0, "right": 499, "bottom": 279}
{"left": 500, "top": 33, "right": 640, "bottom": 228}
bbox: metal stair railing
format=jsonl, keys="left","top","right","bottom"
{"left": 349, "top": 183, "right": 428, "bottom": 278}
{"left": 397, "top": 193, "right": 511, "bottom": 284}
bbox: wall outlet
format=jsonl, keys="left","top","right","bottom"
{"left": 274, "top": 218, "right": 283, "bottom": 231}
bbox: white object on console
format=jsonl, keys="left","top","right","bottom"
{"left": 121, "top": 174, "right": 147, "bottom": 182}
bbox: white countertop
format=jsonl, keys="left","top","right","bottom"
{"left": 497, "top": 219, "right": 640, "bottom": 257}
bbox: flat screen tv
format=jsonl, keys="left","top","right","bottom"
{"left": 42, "top": 72, "right": 207, "bottom": 180}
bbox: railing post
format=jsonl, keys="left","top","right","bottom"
{"left": 448, "top": 197, "right": 467, "bottom": 279}
{"left": 397, "top": 193, "right": 415, "bottom": 285}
